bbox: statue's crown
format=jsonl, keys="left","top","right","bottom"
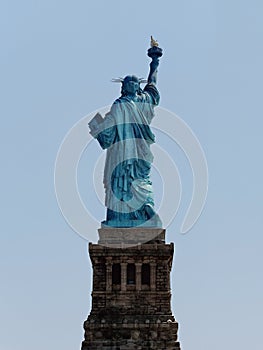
{"left": 111, "top": 77, "right": 147, "bottom": 84}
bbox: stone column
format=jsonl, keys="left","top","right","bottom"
{"left": 106, "top": 261, "right": 112, "bottom": 292}
{"left": 150, "top": 262, "right": 156, "bottom": 291}
{"left": 135, "top": 263, "right": 142, "bottom": 291}
{"left": 121, "top": 262, "right": 127, "bottom": 291}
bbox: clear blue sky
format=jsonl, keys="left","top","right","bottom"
{"left": 1, "top": 1, "right": 263, "bottom": 349}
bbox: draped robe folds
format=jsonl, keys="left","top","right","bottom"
{"left": 90, "top": 83, "right": 162, "bottom": 227}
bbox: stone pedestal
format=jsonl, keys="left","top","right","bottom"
{"left": 81, "top": 228, "right": 181, "bottom": 350}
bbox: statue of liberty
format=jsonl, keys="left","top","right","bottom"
{"left": 89, "top": 37, "right": 163, "bottom": 228}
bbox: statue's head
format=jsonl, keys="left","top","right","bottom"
{"left": 121, "top": 75, "right": 140, "bottom": 96}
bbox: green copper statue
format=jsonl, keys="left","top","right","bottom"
{"left": 89, "top": 37, "right": 163, "bottom": 228}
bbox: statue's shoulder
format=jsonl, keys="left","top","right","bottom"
{"left": 110, "top": 97, "right": 125, "bottom": 114}
{"left": 144, "top": 82, "right": 159, "bottom": 93}
{"left": 113, "top": 98, "right": 122, "bottom": 105}
{"left": 143, "top": 83, "right": 160, "bottom": 106}
{"left": 113, "top": 96, "right": 128, "bottom": 104}
{"left": 112, "top": 96, "right": 131, "bottom": 109}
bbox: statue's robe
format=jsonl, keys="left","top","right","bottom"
{"left": 91, "top": 83, "right": 161, "bottom": 227}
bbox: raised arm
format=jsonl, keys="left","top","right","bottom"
{"left": 147, "top": 57, "right": 160, "bottom": 84}
{"left": 147, "top": 36, "right": 163, "bottom": 85}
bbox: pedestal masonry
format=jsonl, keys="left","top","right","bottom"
{"left": 81, "top": 228, "right": 181, "bottom": 350}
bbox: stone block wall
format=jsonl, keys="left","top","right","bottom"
{"left": 81, "top": 228, "right": 181, "bottom": 350}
